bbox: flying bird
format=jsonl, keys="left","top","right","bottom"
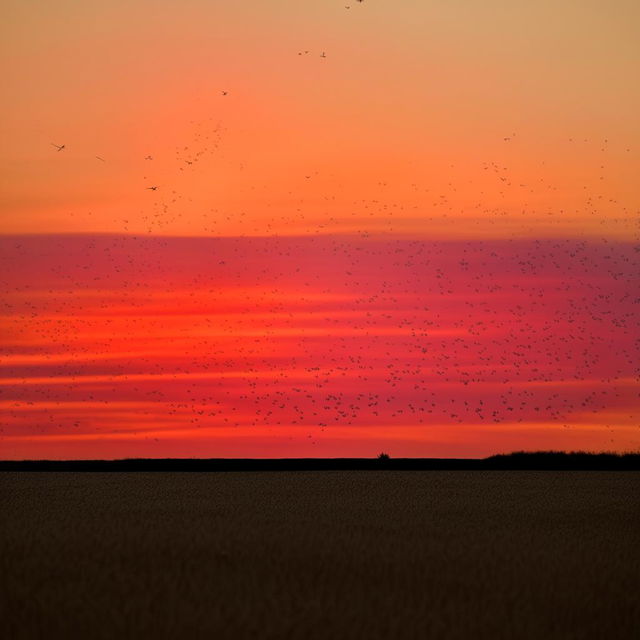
{"left": 95, "top": 156, "right": 105, "bottom": 162}
{"left": 147, "top": 186, "right": 159, "bottom": 191}
{"left": 51, "top": 143, "right": 65, "bottom": 151}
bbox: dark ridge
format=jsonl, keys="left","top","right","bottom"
{"left": 0, "top": 452, "right": 638, "bottom": 472}
{"left": 484, "top": 450, "right": 640, "bottom": 470}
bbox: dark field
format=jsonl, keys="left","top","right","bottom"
{"left": 2, "top": 472, "right": 639, "bottom": 639}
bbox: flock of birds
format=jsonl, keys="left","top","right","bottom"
{"left": 1, "top": 233, "right": 638, "bottom": 452}
{"left": 45, "top": 0, "right": 634, "bottom": 240}
{"left": 48, "top": 128, "right": 635, "bottom": 240}
{"left": 2, "top": 0, "right": 637, "bottom": 455}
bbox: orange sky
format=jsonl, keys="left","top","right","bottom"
{"left": 1, "top": 2, "right": 639, "bottom": 459}
{"left": 2, "top": 0, "right": 639, "bottom": 238}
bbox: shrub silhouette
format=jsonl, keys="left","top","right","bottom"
{"left": 378, "top": 452, "right": 390, "bottom": 461}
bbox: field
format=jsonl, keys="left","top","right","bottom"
{"left": 2, "top": 471, "right": 639, "bottom": 639}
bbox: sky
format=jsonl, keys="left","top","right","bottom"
{"left": 1, "top": 1, "right": 639, "bottom": 458}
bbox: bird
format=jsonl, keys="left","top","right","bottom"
{"left": 51, "top": 143, "right": 65, "bottom": 151}
{"left": 320, "top": 52, "right": 326, "bottom": 58}
{"left": 146, "top": 186, "right": 159, "bottom": 191}
{"left": 144, "top": 155, "right": 153, "bottom": 160}
{"left": 221, "top": 91, "right": 228, "bottom": 96}
{"left": 95, "top": 156, "right": 105, "bottom": 162}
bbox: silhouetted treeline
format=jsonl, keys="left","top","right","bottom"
{"left": 0, "top": 451, "right": 638, "bottom": 471}
{"left": 484, "top": 450, "right": 640, "bottom": 470}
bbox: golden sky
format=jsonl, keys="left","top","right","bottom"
{"left": 1, "top": 3, "right": 639, "bottom": 459}
{"left": 2, "top": 0, "right": 639, "bottom": 237}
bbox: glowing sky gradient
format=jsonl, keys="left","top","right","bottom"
{"left": 1, "top": 2, "right": 639, "bottom": 458}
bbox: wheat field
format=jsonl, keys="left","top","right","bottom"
{"left": 1, "top": 471, "right": 639, "bottom": 639}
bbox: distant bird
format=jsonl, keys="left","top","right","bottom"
{"left": 95, "top": 156, "right": 105, "bottom": 162}
{"left": 144, "top": 155, "right": 153, "bottom": 160}
{"left": 147, "top": 186, "right": 159, "bottom": 191}
{"left": 221, "top": 91, "right": 228, "bottom": 96}
{"left": 51, "top": 143, "right": 65, "bottom": 152}
{"left": 320, "top": 52, "right": 326, "bottom": 58}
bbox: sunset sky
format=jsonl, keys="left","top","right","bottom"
{"left": 1, "top": 1, "right": 638, "bottom": 458}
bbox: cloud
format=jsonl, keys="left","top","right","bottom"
{"left": 1, "top": 234, "right": 637, "bottom": 457}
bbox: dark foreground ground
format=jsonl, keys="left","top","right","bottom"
{"left": 1, "top": 472, "right": 639, "bottom": 639}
